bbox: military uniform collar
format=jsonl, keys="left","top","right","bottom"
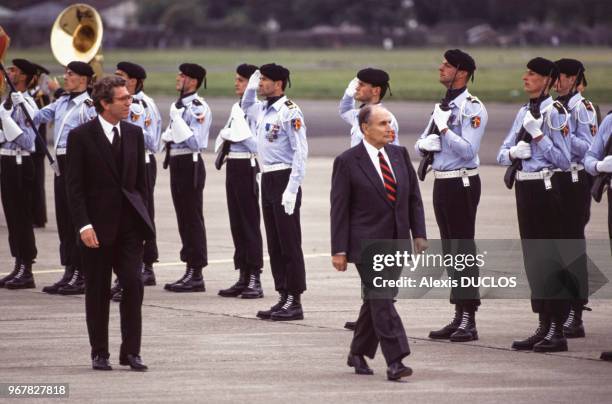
{"left": 539, "top": 95, "right": 553, "bottom": 112}
{"left": 133, "top": 91, "right": 144, "bottom": 100}
{"left": 448, "top": 88, "right": 470, "bottom": 108}
{"left": 567, "top": 91, "right": 584, "bottom": 110}
{"left": 269, "top": 95, "right": 287, "bottom": 111}
{"left": 181, "top": 92, "right": 199, "bottom": 104}
{"left": 71, "top": 91, "right": 90, "bottom": 105}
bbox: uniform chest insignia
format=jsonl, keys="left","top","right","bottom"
{"left": 145, "top": 117, "right": 152, "bottom": 127}
{"left": 471, "top": 116, "right": 481, "bottom": 129}
{"left": 265, "top": 122, "right": 280, "bottom": 142}
{"left": 589, "top": 124, "right": 597, "bottom": 136}
{"left": 130, "top": 112, "right": 140, "bottom": 122}
{"left": 292, "top": 118, "right": 302, "bottom": 130}
{"left": 561, "top": 124, "right": 569, "bottom": 137}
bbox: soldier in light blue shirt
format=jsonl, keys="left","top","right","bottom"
{"left": 0, "top": 59, "right": 40, "bottom": 290}
{"left": 29, "top": 61, "right": 97, "bottom": 295}
{"left": 161, "top": 63, "right": 211, "bottom": 293}
{"left": 242, "top": 63, "right": 308, "bottom": 321}
{"left": 108, "top": 61, "right": 162, "bottom": 301}
{"left": 215, "top": 63, "right": 264, "bottom": 299}
{"left": 339, "top": 68, "right": 399, "bottom": 147}
{"left": 498, "top": 57, "right": 572, "bottom": 354}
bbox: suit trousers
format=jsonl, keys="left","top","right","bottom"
{"left": 351, "top": 263, "right": 410, "bottom": 365}
{"left": 142, "top": 155, "right": 158, "bottom": 265}
{"left": 55, "top": 156, "right": 80, "bottom": 268}
{"left": 31, "top": 151, "right": 47, "bottom": 227}
{"left": 169, "top": 154, "right": 207, "bottom": 269}
{"left": 0, "top": 155, "right": 37, "bottom": 262}
{"left": 261, "top": 169, "right": 306, "bottom": 294}
{"left": 433, "top": 175, "right": 481, "bottom": 310}
{"left": 81, "top": 202, "right": 144, "bottom": 359}
{"left": 515, "top": 176, "right": 569, "bottom": 317}
{"left": 226, "top": 159, "right": 263, "bottom": 273}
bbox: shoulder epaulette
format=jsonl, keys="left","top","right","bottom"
{"left": 141, "top": 99, "right": 148, "bottom": 109}
{"left": 84, "top": 99, "right": 94, "bottom": 107}
{"left": 192, "top": 98, "right": 202, "bottom": 106}
{"left": 284, "top": 99, "right": 297, "bottom": 109}
{"left": 581, "top": 99, "right": 594, "bottom": 111}
{"left": 552, "top": 100, "right": 566, "bottom": 113}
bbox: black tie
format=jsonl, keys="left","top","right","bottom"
{"left": 111, "top": 127, "right": 122, "bottom": 170}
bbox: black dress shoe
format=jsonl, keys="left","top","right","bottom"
{"left": 119, "top": 354, "right": 148, "bottom": 371}
{"left": 344, "top": 321, "right": 356, "bottom": 331}
{"left": 601, "top": 351, "right": 612, "bottom": 361}
{"left": 142, "top": 264, "right": 156, "bottom": 286}
{"left": 387, "top": 361, "right": 413, "bottom": 381}
{"left": 92, "top": 355, "right": 112, "bottom": 371}
{"left": 347, "top": 353, "right": 373, "bottom": 375}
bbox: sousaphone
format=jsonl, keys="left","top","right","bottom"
{"left": 50, "top": 3, "right": 104, "bottom": 80}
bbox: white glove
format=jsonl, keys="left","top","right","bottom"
{"left": 247, "top": 70, "right": 261, "bottom": 91}
{"left": 281, "top": 189, "right": 297, "bottom": 215}
{"left": 509, "top": 140, "right": 532, "bottom": 160}
{"left": 432, "top": 103, "right": 452, "bottom": 131}
{"left": 219, "top": 127, "right": 231, "bottom": 141}
{"left": 170, "top": 102, "right": 185, "bottom": 122}
{"left": 0, "top": 104, "right": 13, "bottom": 119}
{"left": 0, "top": 113, "right": 24, "bottom": 142}
{"left": 10, "top": 92, "right": 26, "bottom": 106}
{"left": 344, "top": 77, "right": 359, "bottom": 97}
{"left": 596, "top": 155, "right": 612, "bottom": 173}
{"left": 418, "top": 134, "right": 441, "bottom": 152}
{"left": 161, "top": 127, "right": 173, "bottom": 143}
{"left": 522, "top": 111, "right": 543, "bottom": 139}
{"left": 171, "top": 116, "right": 193, "bottom": 144}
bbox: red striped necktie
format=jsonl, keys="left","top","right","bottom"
{"left": 378, "top": 151, "right": 396, "bottom": 203}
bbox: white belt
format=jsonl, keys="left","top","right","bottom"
{"left": 56, "top": 148, "right": 67, "bottom": 156}
{"left": 516, "top": 168, "right": 555, "bottom": 190}
{"left": 227, "top": 152, "right": 254, "bottom": 159}
{"left": 170, "top": 149, "right": 199, "bottom": 157}
{"left": 433, "top": 168, "right": 478, "bottom": 187}
{"left": 1, "top": 149, "right": 30, "bottom": 165}
{"left": 145, "top": 151, "right": 155, "bottom": 164}
{"left": 568, "top": 163, "right": 585, "bottom": 183}
{"left": 262, "top": 163, "right": 291, "bottom": 173}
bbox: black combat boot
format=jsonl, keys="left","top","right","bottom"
{"left": 512, "top": 314, "right": 550, "bottom": 350}
{"left": 429, "top": 305, "right": 462, "bottom": 339}
{"left": 256, "top": 292, "right": 287, "bottom": 319}
{"left": 57, "top": 268, "right": 85, "bottom": 295}
{"left": 0, "top": 259, "right": 21, "bottom": 288}
{"left": 450, "top": 309, "right": 478, "bottom": 342}
{"left": 601, "top": 351, "right": 612, "bottom": 361}
{"left": 270, "top": 293, "right": 304, "bottom": 321}
{"left": 167, "top": 267, "right": 205, "bottom": 292}
{"left": 533, "top": 319, "right": 568, "bottom": 352}
{"left": 42, "top": 266, "right": 74, "bottom": 294}
{"left": 142, "top": 263, "right": 156, "bottom": 286}
{"left": 5, "top": 261, "right": 36, "bottom": 289}
{"left": 218, "top": 268, "right": 248, "bottom": 297}
{"left": 563, "top": 306, "right": 589, "bottom": 338}
{"left": 164, "top": 265, "right": 190, "bottom": 290}
{"left": 240, "top": 270, "right": 264, "bottom": 299}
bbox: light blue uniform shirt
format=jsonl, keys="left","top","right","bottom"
{"left": 0, "top": 92, "right": 39, "bottom": 152}
{"left": 415, "top": 89, "right": 487, "bottom": 170}
{"left": 338, "top": 92, "right": 399, "bottom": 147}
{"left": 168, "top": 92, "right": 212, "bottom": 151}
{"left": 564, "top": 92, "right": 598, "bottom": 164}
{"left": 242, "top": 89, "right": 308, "bottom": 194}
{"left": 585, "top": 113, "right": 612, "bottom": 176}
{"left": 128, "top": 91, "right": 162, "bottom": 153}
{"left": 33, "top": 91, "right": 97, "bottom": 151}
{"left": 497, "top": 96, "right": 571, "bottom": 172}
{"left": 228, "top": 101, "right": 258, "bottom": 153}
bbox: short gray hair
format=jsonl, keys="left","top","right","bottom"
{"left": 92, "top": 76, "right": 127, "bottom": 113}
{"left": 358, "top": 104, "right": 388, "bottom": 132}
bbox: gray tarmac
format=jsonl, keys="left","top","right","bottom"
{"left": 0, "top": 99, "right": 611, "bottom": 403}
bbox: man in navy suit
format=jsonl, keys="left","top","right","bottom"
{"left": 66, "top": 76, "right": 154, "bottom": 371}
{"left": 331, "top": 104, "right": 427, "bottom": 381}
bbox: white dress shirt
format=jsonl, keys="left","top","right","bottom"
{"left": 363, "top": 138, "right": 396, "bottom": 184}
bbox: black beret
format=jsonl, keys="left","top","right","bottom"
{"left": 67, "top": 61, "right": 94, "bottom": 77}
{"left": 117, "top": 61, "right": 146, "bottom": 80}
{"left": 555, "top": 58, "right": 584, "bottom": 77}
{"left": 444, "top": 49, "right": 476, "bottom": 74}
{"left": 31, "top": 62, "right": 49, "bottom": 76}
{"left": 357, "top": 67, "right": 390, "bottom": 87}
{"left": 527, "top": 57, "right": 559, "bottom": 80}
{"left": 236, "top": 63, "right": 258, "bottom": 79}
{"left": 12, "top": 59, "right": 38, "bottom": 76}
{"left": 260, "top": 63, "right": 290, "bottom": 82}
{"left": 179, "top": 63, "right": 206, "bottom": 88}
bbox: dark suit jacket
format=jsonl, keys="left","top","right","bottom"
{"left": 330, "top": 142, "right": 426, "bottom": 264}
{"left": 66, "top": 117, "right": 155, "bottom": 245}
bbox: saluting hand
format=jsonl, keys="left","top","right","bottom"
{"left": 332, "top": 254, "right": 348, "bottom": 272}
{"left": 81, "top": 228, "right": 100, "bottom": 248}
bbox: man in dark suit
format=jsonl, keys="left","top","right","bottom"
{"left": 331, "top": 104, "right": 427, "bottom": 381}
{"left": 66, "top": 76, "right": 154, "bottom": 371}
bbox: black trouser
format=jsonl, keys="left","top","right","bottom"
{"left": 0, "top": 155, "right": 37, "bottom": 262}
{"left": 169, "top": 154, "right": 207, "bottom": 269}
{"left": 55, "top": 156, "right": 80, "bottom": 268}
{"left": 226, "top": 158, "right": 263, "bottom": 272}
{"left": 31, "top": 152, "right": 47, "bottom": 227}
{"left": 261, "top": 169, "right": 306, "bottom": 295}
{"left": 515, "top": 176, "right": 569, "bottom": 317}
{"left": 351, "top": 265, "right": 410, "bottom": 365}
{"left": 433, "top": 174, "right": 481, "bottom": 310}
{"left": 557, "top": 169, "right": 591, "bottom": 310}
{"left": 82, "top": 203, "right": 144, "bottom": 360}
{"left": 142, "top": 155, "right": 158, "bottom": 265}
